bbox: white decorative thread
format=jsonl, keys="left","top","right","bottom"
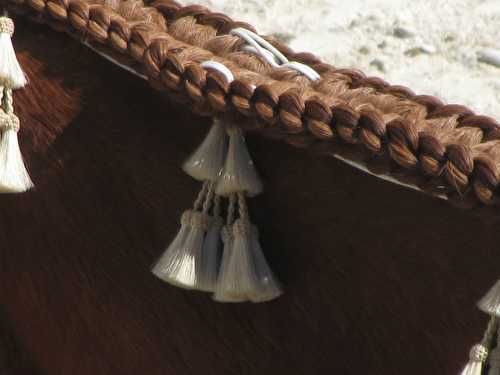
{"left": 200, "top": 61, "right": 235, "bottom": 83}
{"left": 282, "top": 61, "right": 321, "bottom": 81}
{"left": 230, "top": 28, "right": 288, "bottom": 66}
{"left": 231, "top": 27, "right": 320, "bottom": 81}
{"left": 241, "top": 45, "right": 281, "bottom": 66}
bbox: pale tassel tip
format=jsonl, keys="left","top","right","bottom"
{"left": 0, "top": 20, "right": 27, "bottom": 89}
{"left": 0, "top": 127, "right": 34, "bottom": 193}
{"left": 478, "top": 279, "right": 500, "bottom": 316}
{"left": 215, "top": 126, "right": 263, "bottom": 197}
{"left": 182, "top": 119, "right": 228, "bottom": 182}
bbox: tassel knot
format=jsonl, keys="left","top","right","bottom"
{"left": 180, "top": 210, "right": 193, "bottom": 226}
{"left": 191, "top": 211, "right": 210, "bottom": 231}
{"left": 0, "top": 111, "right": 19, "bottom": 132}
{"left": 0, "top": 17, "right": 14, "bottom": 37}
{"left": 233, "top": 218, "right": 251, "bottom": 237}
{"left": 469, "top": 344, "right": 488, "bottom": 362}
{"left": 220, "top": 225, "right": 233, "bottom": 244}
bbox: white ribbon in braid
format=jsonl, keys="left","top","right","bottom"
{"left": 230, "top": 27, "right": 321, "bottom": 81}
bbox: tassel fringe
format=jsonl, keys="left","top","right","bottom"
{"left": 249, "top": 225, "right": 283, "bottom": 302}
{"left": 0, "top": 17, "right": 26, "bottom": 89}
{"left": 151, "top": 209, "right": 194, "bottom": 284}
{"left": 215, "top": 125, "right": 262, "bottom": 197}
{"left": 183, "top": 118, "right": 228, "bottom": 182}
{"left": 460, "top": 344, "right": 489, "bottom": 375}
{"left": 478, "top": 279, "right": 500, "bottom": 316}
{"left": 460, "top": 316, "right": 497, "bottom": 375}
{"left": 0, "top": 89, "right": 33, "bottom": 192}
{"left": 154, "top": 117, "right": 282, "bottom": 303}
{"left": 195, "top": 214, "right": 223, "bottom": 292}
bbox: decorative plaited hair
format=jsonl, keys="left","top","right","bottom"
{"left": 4, "top": 0, "right": 500, "bottom": 208}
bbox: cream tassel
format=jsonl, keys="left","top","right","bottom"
{"left": 214, "top": 193, "right": 281, "bottom": 303}
{"left": 459, "top": 316, "right": 496, "bottom": 375}
{"left": 183, "top": 118, "right": 228, "bottom": 182}
{"left": 195, "top": 194, "right": 223, "bottom": 292}
{"left": 0, "top": 16, "right": 26, "bottom": 89}
{"left": 249, "top": 224, "right": 283, "bottom": 302}
{"left": 478, "top": 279, "right": 500, "bottom": 316}
{"left": 151, "top": 209, "right": 194, "bottom": 282}
{"left": 213, "top": 193, "right": 253, "bottom": 303}
{"left": 213, "top": 219, "right": 258, "bottom": 302}
{"left": 151, "top": 182, "right": 210, "bottom": 288}
{"left": 0, "top": 87, "right": 33, "bottom": 192}
{"left": 488, "top": 325, "right": 500, "bottom": 375}
{"left": 215, "top": 124, "right": 262, "bottom": 197}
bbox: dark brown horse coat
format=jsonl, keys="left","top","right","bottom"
{"left": 0, "top": 17, "right": 499, "bottom": 375}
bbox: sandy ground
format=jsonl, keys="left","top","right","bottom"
{"left": 190, "top": 0, "right": 500, "bottom": 119}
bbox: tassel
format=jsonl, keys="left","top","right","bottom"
{"left": 151, "top": 182, "right": 210, "bottom": 288}
{"left": 249, "top": 225, "right": 283, "bottom": 302}
{"left": 478, "top": 279, "right": 500, "bottom": 316}
{"left": 460, "top": 344, "right": 489, "bottom": 375}
{"left": 488, "top": 325, "right": 500, "bottom": 375}
{"left": 0, "top": 88, "right": 33, "bottom": 193}
{"left": 194, "top": 194, "right": 223, "bottom": 292}
{"left": 152, "top": 210, "right": 210, "bottom": 289}
{"left": 215, "top": 125, "right": 263, "bottom": 197}
{"left": 183, "top": 118, "right": 228, "bottom": 182}
{"left": 151, "top": 209, "right": 194, "bottom": 283}
{"left": 213, "top": 193, "right": 282, "bottom": 303}
{"left": 460, "top": 316, "right": 496, "bottom": 375}
{"left": 0, "top": 16, "right": 26, "bottom": 89}
{"left": 213, "top": 217, "right": 259, "bottom": 303}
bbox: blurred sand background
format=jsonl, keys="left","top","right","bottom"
{"left": 190, "top": 0, "right": 500, "bottom": 119}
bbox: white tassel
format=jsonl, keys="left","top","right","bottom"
{"left": 478, "top": 280, "right": 500, "bottom": 316}
{"left": 151, "top": 210, "right": 193, "bottom": 282}
{"left": 490, "top": 349, "right": 500, "bottom": 375}
{"left": 183, "top": 118, "right": 228, "bottom": 182}
{"left": 488, "top": 325, "right": 500, "bottom": 375}
{"left": 0, "top": 17, "right": 26, "bottom": 89}
{"left": 195, "top": 215, "right": 223, "bottom": 292}
{"left": 460, "top": 316, "right": 497, "bottom": 375}
{"left": 460, "top": 344, "right": 489, "bottom": 375}
{"left": 213, "top": 219, "right": 259, "bottom": 303}
{"left": 249, "top": 225, "right": 283, "bottom": 302}
{"left": 152, "top": 211, "right": 209, "bottom": 289}
{"left": 215, "top": 125, "right": 263, "bottom": 197}
{"left": 0, "top": 109, "right": 33, "bottom": 193}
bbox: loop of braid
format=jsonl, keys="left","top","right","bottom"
{"left": 5, "top": 0, "right": 500, "bottom": 207}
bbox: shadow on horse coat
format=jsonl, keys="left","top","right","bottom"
{"left": 0, "top": 17, "right": 499, "bottom": 375}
